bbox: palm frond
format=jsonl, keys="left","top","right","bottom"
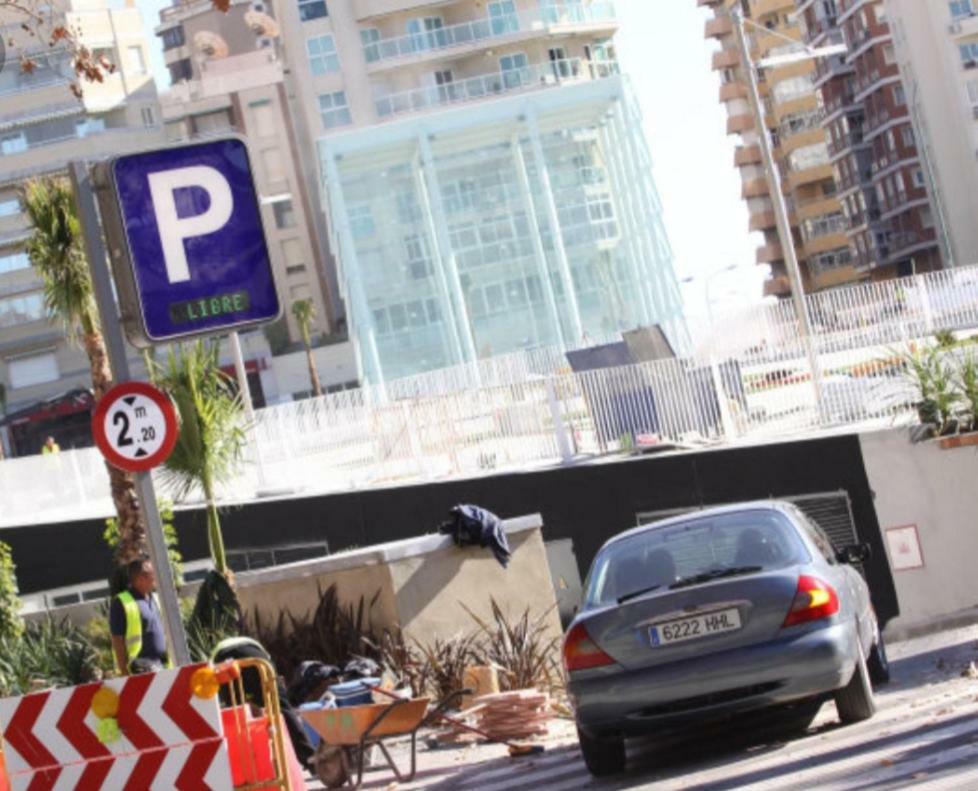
{"left": 20, "top": 178, "right": 98, "bottom": 340}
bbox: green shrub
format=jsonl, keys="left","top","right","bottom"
{"left": 0, "top": 617, "right": 101, "bottom": 697}
{"left": 0, "top": 541, "right": 24, "bottom": 642}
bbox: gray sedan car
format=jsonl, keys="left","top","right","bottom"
{"left": 563, "top": 501, "right": 888, "bottom": 776}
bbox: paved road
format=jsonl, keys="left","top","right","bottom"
{"left": 310, "top": 626, "right": 978, "bottom": 790}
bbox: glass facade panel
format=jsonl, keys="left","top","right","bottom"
{"left": 322, "top": 81, "right": 683, "bottom": 383}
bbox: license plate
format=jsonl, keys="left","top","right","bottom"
{"left": 649, "top": 607, "right": 742, "bottom": 646}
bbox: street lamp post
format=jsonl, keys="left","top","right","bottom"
{"left": 682, "top": 263, "right": 740, "bottom": 330}
{"left": 731, "top": 10, "right": 842, "bottom": 416}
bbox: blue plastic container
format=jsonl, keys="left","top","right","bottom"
{"left": 328, "top": 678, "right": 381, "bottom": 708}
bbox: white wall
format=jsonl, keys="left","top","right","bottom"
{"left": 860, "top": 428, "right": 978, "bottom": 631}
{"left": 267, "top": 341, "right": 358, "bottom": 401}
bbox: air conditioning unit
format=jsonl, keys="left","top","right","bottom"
{"left": 965, "top": 59, "right": 978, "bottom": 69}
{"left": 950, "top": 22, "right": 962, "bottom": 34}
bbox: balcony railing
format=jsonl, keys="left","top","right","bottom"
{"left": 828, "top": 127, "right": 866, "bottom": 158}
{"left": 362, "top": 2, "right": 617, "bottom": 65}
{"left": 375, "top": 59, "right": 617, "bottom": 119}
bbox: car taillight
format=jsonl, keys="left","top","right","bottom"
{"left": 562, "top": 622, "right": 615, "bottom": 673}
{"left": 783, "top": 575, "right": 840, "bottom": 628}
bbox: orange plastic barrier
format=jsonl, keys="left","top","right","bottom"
{"left": 222, "top": 707, "right": 305, "bottom": 790}
{"left": 0, "top": 744, "right": 9, "bottom": 791}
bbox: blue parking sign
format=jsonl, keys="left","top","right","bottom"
{"left": 109, "top": 138, "right": 280, "bottom": 344}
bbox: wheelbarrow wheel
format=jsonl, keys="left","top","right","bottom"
{"left": 312, "top": 743, "right": 350, "bottom": 789}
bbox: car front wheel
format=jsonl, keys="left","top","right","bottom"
{"left": 577, "top": 726, "right": 626, "bottom": 776}
{"left": 835, "top": 640, "right": 877, "bottom": 724}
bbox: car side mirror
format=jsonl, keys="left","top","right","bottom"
{"left": 837, "top": 543, "right": 871, "bottom": 565}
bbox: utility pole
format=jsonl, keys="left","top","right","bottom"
{"left": 733, "top": 9, "right": 825, "bottom": 415}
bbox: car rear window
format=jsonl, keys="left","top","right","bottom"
{"left": 583, "top": 509, "right": 810, "bottom": 608}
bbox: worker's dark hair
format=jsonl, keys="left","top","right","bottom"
{"left": 127, "top": 557, "right": 152, "bottom": 582}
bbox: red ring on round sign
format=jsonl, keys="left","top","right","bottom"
{"left": 92, "top": 381, "right": 179, "bottom": 473}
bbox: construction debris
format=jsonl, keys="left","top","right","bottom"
{"left": 435, "top": 690, "right": 551, "bottom": 744}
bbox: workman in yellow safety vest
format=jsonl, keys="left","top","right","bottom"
{"left": 109, "top": 559, "right": 170, "bottom": 675}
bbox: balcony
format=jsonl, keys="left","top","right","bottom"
{"left": 828, "top": 128, "right": 866, "bottom": 158}
{"left": 374, "top": 58, "right": 617, "bottom": 121}
{"left": 705, "top": 15, "right": 733, "bottom": 38}
{"left": 712, "top": 49, "right": 741, "bottom": 70}
{"left": 720, "top": 81, "right": 747, "bottom": 101}
{"left": 885, "top": 230, "right": 937, "bottom": 261}
{"left": 362, "top": 2, "right": 618, "bottom": 69}
{"left": 743, "top": 178, "right": 770, "bottom": 199}
{"left": 948, "top": 13, "right": 978, "bottom": 39}
{"left": 749, "top": 209, "right": 778, "bottom": 231}
{"left": 727, "top": 113, "right": 754, "bottom": 135}
{"left": 763, "top": 274, "right": 792, "bottom": 297}
{"left": 734, "top": 144, "right": 762, "bottom": 166}
{"left": 756, "top": 242, "right": 784, "bottom": 264}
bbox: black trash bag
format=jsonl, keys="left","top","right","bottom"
{"left": 439, "top": 504, "right": 511, "bottom": 568}
{"left": 287, "top": 660, "right": 341, "bottom": 706}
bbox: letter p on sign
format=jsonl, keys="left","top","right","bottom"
{"left": 148, "top": 165, "right": 234, "bottom": 284}
{"left": 105, "top": 137, "right": 280, "bottom": 346}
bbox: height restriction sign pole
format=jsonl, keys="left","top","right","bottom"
{"left": 70, "top": 161, "right": 191, "bottom": 667}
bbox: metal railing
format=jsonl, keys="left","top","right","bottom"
{"left": 362, "top": 3, "right": 617, "bottom": 65}
{"left": 375, "top": 59, "right": 617, "bottom": 119}
{"left": 6, "top": 265, "right": 978, "bottom": 527}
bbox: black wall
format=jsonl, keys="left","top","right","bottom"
{"left": 4, "top": 433, "right": 899, "bottom": 625}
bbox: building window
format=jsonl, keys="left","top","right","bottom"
{"left": 318, "top": 91, "right": 352, "bottom": 129}
{"left": 7, "top": 350, "right": 58, "bottom": 389}
{"left": 0, "top": 196, "right": 19, "bottom": 218}
{"left": 0, "top": 292, "right": 45, "bottom": 328}
{"left": 75, "top": 117, "right": 106, "bottom": 138}
{"left": 500, "top": 52, "right": 529, "bottom": 88}
{"left": 960, "top": 42, "right": 978, "bottom": 66}
{"left": 403, "top": 235, "right": 431, "bottom": 279}
{"left": 950, "top": 0, "right": 974, "bottom": 20}
{"left": 161, "top": 26, "right": 185, "bottom": 51}
{"left": 272, "top": 200, "right": 296, "bottom": 229}
{"left": 361, "top": 28, "right": 381, "bottom": 63}
{"left": 349, "top": 205, "right": 375, "bottom": 238}
{"left": 167, "top": 58, "right": 193, "bottom": 83}
{"left": 0, "top": 133, "right": 27, "bottom": 154}
{"left": 0, "top": 250, "right": 29, "bottom": 273}
{"left": 920, "top": 206, "right": 934, "bottom": 229}
{"left": 901, "top": 126, "right": 915, "bottom": 148}
{"left": 140, "top": 107, "right": 155, "bottom": 127}
{"left": 298, "top": 0, "right": 328, "bottom": 22}
{"left": 307, "top": 34, "right": 340, "bottom": 75}
{"left": 128, "top": 45, "right": 146, "bottom": 74}
{"left": 407, "top": 17, "right": 446, "bottom": 51}
{"left": 488, "top": 1, "right": 519, "bottom": 35}
{"left": 286, "top": 264, "right": 307, "bottom": 275}
{"left": 912, "top": 168, "right": 926, "bottom": 188}
{"left": 892, "top": 85, "right": 906, "bottom": 106}
{"left": 882, "top": 44, "right": 895, "bottom": 66}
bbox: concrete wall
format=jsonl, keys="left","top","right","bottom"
{"left": 860, "top": 429, "right": 978, "bottom": 632}
{"left": 234, "top": 514, "right": 560, "bottom": 645}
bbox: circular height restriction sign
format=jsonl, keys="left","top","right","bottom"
{"left": 93, "top": 381, "right": 179, "bottom": 472}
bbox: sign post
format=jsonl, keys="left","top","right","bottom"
{"left": 69, "top": 161, "right": 191, "bottom": 667}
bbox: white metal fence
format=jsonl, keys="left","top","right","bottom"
{"left": 3, "top": 266, "right": 978, "bottom": 528}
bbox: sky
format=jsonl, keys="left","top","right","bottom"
{"left": 135, "top": 0, "right": 766, "bottom": 334}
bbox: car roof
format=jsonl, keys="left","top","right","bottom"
{"left": 598, "top": 500, "right": 800, "bottom": 554}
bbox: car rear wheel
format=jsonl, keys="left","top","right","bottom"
{"left": 577, "top": 727, "right": 625, "bottom": 777}
{"left": 867, "top": 631, "right": 891, "bottom": 687}
{"left": 835, "top": 640, "right": 877, "bottom": 724}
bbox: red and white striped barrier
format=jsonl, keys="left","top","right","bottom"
{"left": 0, "top": 664, "right": 233, "bottom": 790}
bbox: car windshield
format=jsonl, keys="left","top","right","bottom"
{"left": 583, "top": 509, "right": 810, "bottom": 608}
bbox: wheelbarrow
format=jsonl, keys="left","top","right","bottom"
{"left": 301, "top": 691, "right": 464, "bottom": 788}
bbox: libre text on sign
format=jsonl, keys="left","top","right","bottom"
{"left": 103, "top": 137, "right": 280, "bottom": 345}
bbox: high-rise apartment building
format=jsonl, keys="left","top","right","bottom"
{"left": 795, "top": 0, "right": 944, "bottom": 277}
{"left": 701, "top": 0, "right": 856, "bottom": 297}
{"left": 154, "top": 0, "right": 339, "bottom": 346}
{"left": 877, "top": 0, "right": 978, "bottom": 269}
{"left": 0, "top": 0, "right": 164, "bottom": 455}
{"left": 273, "top": 0, "right": 684, "bottom": 383}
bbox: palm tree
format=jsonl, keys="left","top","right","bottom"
{"left": 291, "top": 298, "right": 323, "bottom": 397}
{"left": 155, "top": 341, "right": 246, "bottom": 577}
{"left": 21, "top": 178, "right": 145, "bottom": 561}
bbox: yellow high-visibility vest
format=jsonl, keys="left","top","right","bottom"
{"left": 116, "top": 591, "right": 143, "bottom": 663}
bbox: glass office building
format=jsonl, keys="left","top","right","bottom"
{"left": 319, "top": 76, "right": 685, "bottom": 384}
